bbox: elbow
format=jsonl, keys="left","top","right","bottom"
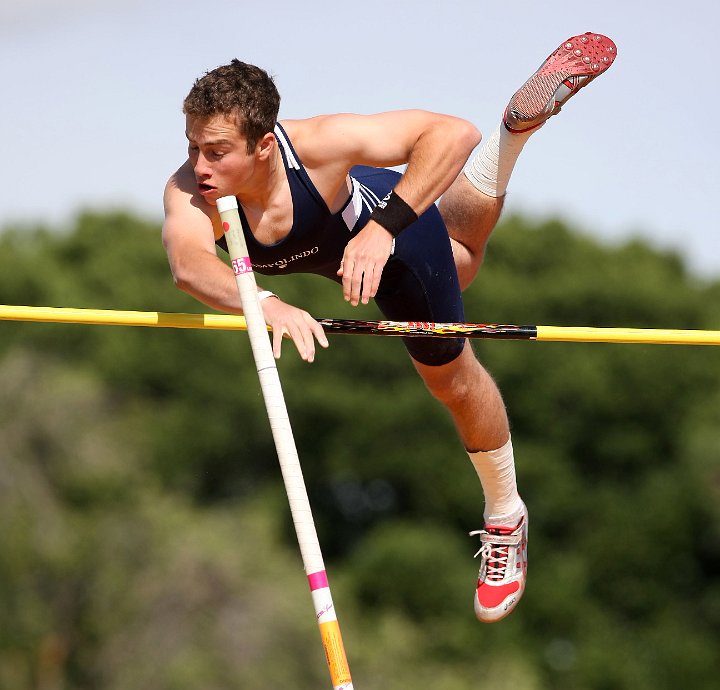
{"left": 433, "top": 115, "right": 482, "bottom": 150}
{"left": 168, "top": 260, "right": 196, "bottom": 295}
{"left": 172, "top": 273, "right": 191, "bottom": 294}
{"left": 437, "top": 116, "right": 481, "bottom": 159}
{"left": 173, "top": 274, "right": 197, "bottom": 297}
{"left": 460, "top": 120, "right": 482, "bottom": 152}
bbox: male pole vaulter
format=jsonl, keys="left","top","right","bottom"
{"left": 162, "top": 33, "right": 617, "bottom": 622}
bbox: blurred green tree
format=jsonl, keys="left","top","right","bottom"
{"left": 0, "top": 210, "right": 718, "bottom": 689}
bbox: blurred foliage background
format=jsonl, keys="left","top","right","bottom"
{"left": 1, "top": 210, "right": 719, "bottom": 689}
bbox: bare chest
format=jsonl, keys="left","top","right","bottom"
{"left": 241, "top": 173, "right": 351, "bottom": 246}
{"left": 241, "top": 195, "right": 294, "bottom": 246}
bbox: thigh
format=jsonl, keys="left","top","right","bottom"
{"left": 438, "top": 174, "right": 505, "bottom": 289}
{"left": 375, "top": 206, "right": 466, "bottom": 367}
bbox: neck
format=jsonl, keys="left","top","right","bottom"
{"left": 237, "top": 139, "right": 283, "bottom": 210}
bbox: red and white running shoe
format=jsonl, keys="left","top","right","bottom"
{"left": 470, "top": 502, "right": 528, "bottom": 623}
{"left": 504, "top": 32, "right": 618, "bottom": 133}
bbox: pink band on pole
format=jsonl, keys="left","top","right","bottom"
{"left": 231, "top": 257, "right": 252, "bottom": 275}
{"left": 308, "top": 570, "right": 329, "bottom": 591}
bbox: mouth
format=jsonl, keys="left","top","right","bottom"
{"left": 197, "top": 182, "right": 217, "bottom": 196}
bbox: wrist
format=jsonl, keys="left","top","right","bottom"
{"left": 257, "top": 290, "right": 278, "bottom": 302}
{"left": 369, "top": 190, "right": 418, "bottom": 237}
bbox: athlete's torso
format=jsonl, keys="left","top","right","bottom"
{"left": 211, "top": 122, "right": 466, "bottom": 365}
{"left": 216, "top": 123, "right": 398, "bottom": 280}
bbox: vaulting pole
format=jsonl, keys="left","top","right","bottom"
{"left": 216, "top": 196, "right": 353, "bottom": 690}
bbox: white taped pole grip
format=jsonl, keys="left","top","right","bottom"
{"left": 216, "top": 196, "right": 273, "bottom": 370}
{"left": 217, "top": 196, "right": 354, "bottom": 690}
{"left": 216, "top": 195, "right": 323, "bottom": 572}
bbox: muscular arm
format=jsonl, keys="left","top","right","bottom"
{"left": 162, "top": 162, "right": 328, "bottom": 361}
{"left": 285, "top": 111, "right": 481, "bottom": 305}
{"left": 162, "top": 163, "right": 243, "bottom": 313}
{"left": 287, "top": 110, "right": 481, "bottom": 215}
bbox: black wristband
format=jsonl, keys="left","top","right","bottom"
{"left": 369, "top": 190, "right": 418, "bottom": 237}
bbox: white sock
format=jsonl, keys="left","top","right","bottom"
{"left": 467, "top": 436, "right": 523, "bottom": 526}
{"left": 463, "top": 122, "right": 537, "bottom": 198}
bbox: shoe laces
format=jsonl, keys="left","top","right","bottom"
{"left": 469, "top": 528, "right": 518, "bottom": 582}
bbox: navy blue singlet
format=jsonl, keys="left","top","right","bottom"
{"left": 216, "top": 123, "right": 465, "bottom": 366}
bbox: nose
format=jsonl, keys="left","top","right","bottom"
{"left": 192, "top": 151, "right": 211, "bottom": 178}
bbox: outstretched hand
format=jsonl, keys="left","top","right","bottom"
{"left": 260, "top": 297, "right": 329, "bottom": 362}
{"left": 337, "top": 221, "right": 394, "bottom": 306}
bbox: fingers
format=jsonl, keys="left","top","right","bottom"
{"left": 271, "top": 323, "right": 285, "bottom": 360}
{"left": 266, "top": 305, "right": 329, "bottom": 363}
{"left": 347, "top": 259, "right": 363, "bottom": 306}
{"left": 273, "top": 321, "right": 314, "bottom": 362}
{"left": 338, "top": 223, "right": 393, "bottom": 306}
{"left": 364, "top": 264, "right": 383, "bottom": 304}
{"left": 311, "top": 318, "right": 330, "bottom": 351}
{"left": 287, "top": 319, "right": 320, "bottom": 362}
{"left": 339, "top": 261, "right": 382, "bottom": 306}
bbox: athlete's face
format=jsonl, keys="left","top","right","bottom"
{"left": 185, "top": 114, "right": 258, "bottom": 202}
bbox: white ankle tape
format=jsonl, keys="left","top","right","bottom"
{"left": 464, "top": 123, "right": 535, "bottom": 198}
{"left": 464, "top": 126, "right": 502, "bottom": 197}
{"left": 467, "top": 436, "right": 522, "bottom": 524}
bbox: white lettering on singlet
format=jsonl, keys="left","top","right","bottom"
{"left": 253, "top": 246, "right": 320, "bottom": 271}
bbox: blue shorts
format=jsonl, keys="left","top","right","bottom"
{"left": 355, "top": 168, "right": 466, "bottom": 367}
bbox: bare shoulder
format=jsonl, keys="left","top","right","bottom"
{"left": 164, "top": 160, "right": 204, "bottom": 209}
{"left": 279, "top": 117, "right": 339, "bottom": 167}
{"left": 163, "top": 161, "right": 222, "bottom": 246}
{"left": 280, "top": 111, "right": 471, "bottom": 170}
{"left": 280, "top": 114, "right": 376, "bottom": 163}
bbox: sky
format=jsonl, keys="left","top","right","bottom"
{"left": 2, "top": 0, "right": 719, "bottom": 278}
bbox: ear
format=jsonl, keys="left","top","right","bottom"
{"left": 256, "top": 132, "right": 276, "bottom": 160}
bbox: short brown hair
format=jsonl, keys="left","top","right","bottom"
{"left": 183, "top": 59, "right": 280, "bottom": 153}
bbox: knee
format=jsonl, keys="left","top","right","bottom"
{"left": 425, "top": 373, "right": 474, "bottom": 407}
{"left": 450, "top": 239, "right": 486, "bottom": 291}
{"left": 415, "top": 350, "right": 478, "bottom": 405}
